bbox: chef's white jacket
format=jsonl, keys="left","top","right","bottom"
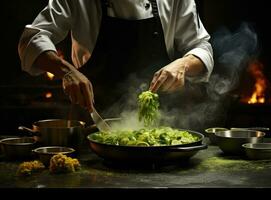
{"left": 18, "top": 0, "right": 214, "bottom": 82}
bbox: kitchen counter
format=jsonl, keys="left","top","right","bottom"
{"left": 1, "top": 139, "right": 271, "bottom": 195}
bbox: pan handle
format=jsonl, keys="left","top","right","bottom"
{"left": 166, "top": 143, "right": 208, "bottom": 152}
{"left": 18, "top": 126, "right": 40, "bottom": 136}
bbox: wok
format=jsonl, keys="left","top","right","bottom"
{"left": 87, "top": 129, "right": 207, "bottom": 164}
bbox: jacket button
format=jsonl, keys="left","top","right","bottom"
{"left": 145, "top": 3, "right": 150, "bottom": 10}
{"left": 153, "top": 31, "right": 159, "bottom": 37}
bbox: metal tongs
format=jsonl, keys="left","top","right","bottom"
{"left": 90, "top": 107, "right": 111, "bottom": 132}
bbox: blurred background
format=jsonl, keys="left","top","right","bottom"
{"left": 0, "top": 0, "right": 270, "bottom": 134}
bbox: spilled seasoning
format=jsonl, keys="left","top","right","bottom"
{"left": 197, "top": 157, "right": 271, "bottom": 172}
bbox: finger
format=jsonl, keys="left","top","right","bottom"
{"left": 180, "top": 67, "right": 186, "bottom": 86}
{"left": 74, "top": 83, "right": 86, "bottom": 107}
{"left": 63, "top": 83, "right": 71, "bottom": 96}
{"left": 80, "top": 81, "right": 94, "bottom": 110}
{"left": 167, "top": 71, "right": 185, "bottom": 92}
{"left": 160, "top": 75, "right": 176, "bottom": 92}
{"left": 63, "top": 84, "right": 73, "bottom": 102}
{"left": 89, "top": 82, "right": 95, "bottom": 104}
{"left": 69, "top": 83, "right": 79, "bottom": 104}
{"left": 167, "top": 81, "right": 181, "bottom": 92}
{"left": 149, "top": 70, "right": 162, "bottom": 91}
{"left": 150, "top": 71, "right": 168, "bottom": 93}
{"left": 62, "top": 79, "right": 69, "bottom": 94}
{"left": 62, "top": 74, "right": 75, "bottom": 101}
{"left": 69, "top": 92, "right": 76, "bottom": 104}
{"left": 77, "top": 90, "right": 85, "bottom": 108}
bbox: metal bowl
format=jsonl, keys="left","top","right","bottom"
{"left": 205, "top": 127, "right": 229, "bottom": 145}
{"left": 242, "top": 143, "right": 271, "bottom": 160}
{"left": 215, "top": 130, "right": 266, "bottom": 155}
{"left": 0, "top": 137, "right": 36, "bottom": 160}
{"left": 32, "top": 146, "right": 76, "bottom": 166}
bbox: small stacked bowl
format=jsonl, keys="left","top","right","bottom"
{"left": 242, "top": 143, "right": 271, "bottom": 160}
{"left": 0, "top": 137, "right": 36, "bottom": 160}
{"left": 32, "top": 146, "right": 75, "bottom": 166}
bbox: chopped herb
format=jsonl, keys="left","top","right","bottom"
{"left": 138, "top": 91, "right": 160, "bottom": 127}
{"left": 89, "top": 127, "right": 199, "bottom": 147}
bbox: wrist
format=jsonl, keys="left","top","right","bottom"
{"left": 33, "top": 51, "right": 76, "bottom": 79}
{"left": 182, "top": 54, "right": 206, "bottom": 77}
{"left": 58, "top": 59, "right": 76, "bottom": 78}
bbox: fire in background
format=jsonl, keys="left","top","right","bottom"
{"left": 240, "top": 60, "right": 271, "bottom": 104}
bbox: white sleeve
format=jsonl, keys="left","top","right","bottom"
{"left": 175, "top": 0, "right": 214, "bottom": 83}
{"left": 18, "top": 0, "right": 73, "bottom": 75}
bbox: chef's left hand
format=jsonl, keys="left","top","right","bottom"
{"left": 149, "top": 58, "right": 188, "bottom": 93}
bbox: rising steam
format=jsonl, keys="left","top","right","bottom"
{"left": 208, "top": 22, "right": 259, "bottom": 97}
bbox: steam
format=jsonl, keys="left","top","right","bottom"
{"left": 109, "top": 111, "right": 144, "bottom": 131}
{"left": 102, "top": 75, "right": 149, "bottom": 131}
{"left": 103, "top": 22, "right": 259, "bottom": 131}
{"left": 208, "top": 22, "right": 258, "bottom": 97}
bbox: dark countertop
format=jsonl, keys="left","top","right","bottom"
{"left": 1, "top": 139, "right": 271, "bottom": 195}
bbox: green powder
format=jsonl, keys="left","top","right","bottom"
{"left": 197, "top": 157, "right": 271, "bottom": 172}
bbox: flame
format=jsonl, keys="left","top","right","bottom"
{"left": 45, "top": 92, "right": 53, "bottom": 99}
{"left": 247, "top": 61, "right": 267, "bottom": 104}
{"left": 46, "top": 72, "right": 55, "bottom": 80}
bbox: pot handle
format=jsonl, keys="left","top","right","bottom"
{"left": 166, "top": 143, "right": 208, "bottom": 152}
{"left": 18, "top": 126, "right": 40, "bottom": 136}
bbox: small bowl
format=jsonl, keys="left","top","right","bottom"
{"left": 0, "top": 137, "right": 36, "bottom": 160}
{"left": 242, "top": 143, "right": 271, "bottom": 160}
{"left": 205, "top": 128, "right": 229, "bottom": 145}
{"left": 215, "top": 130, "right": 266, "bottom": 155}
{"left": 32, "top": 146, "right": 76, "bottom": 166}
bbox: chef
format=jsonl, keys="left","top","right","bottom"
{"left": 18, "top": 0, "right": 214, "bottom": 112}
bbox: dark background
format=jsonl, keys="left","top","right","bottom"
{"left": 1, "top": 1, "right": 49, "bottom": 85}
{"left": 0, "top": 0, "right": 270, "bottom": 133}
{"left": 1, "top": 0, "right": 270, "bottom": 85}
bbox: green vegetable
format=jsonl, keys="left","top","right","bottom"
{"left": 89, "top": 127, "right": 199, "bottom": 147}
{"left": 138, "top": 91, "right": 160, "bottom": 127}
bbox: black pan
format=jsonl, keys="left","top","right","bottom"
{"left": 87, "top": 129, "right": 207, "bottom": 164}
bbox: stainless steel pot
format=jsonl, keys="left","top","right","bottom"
{"left": 18, "top": 119, "right": 86, "bottom": 151}
{"left": 215, "top": 130, "right": 266, "bottom": 155}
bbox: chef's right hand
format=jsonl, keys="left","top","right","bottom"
{"left": 62, "top": 69, "right": 94, "bottom": 112}
{"left": 30, "top": 50, "right": 94, "bottom": 111}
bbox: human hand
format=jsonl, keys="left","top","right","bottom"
{"left": 149, "top": 59, "right": 188, "bottom": 93}
{"left": 62, "top": 69, "right": 94, "bottom": 111}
